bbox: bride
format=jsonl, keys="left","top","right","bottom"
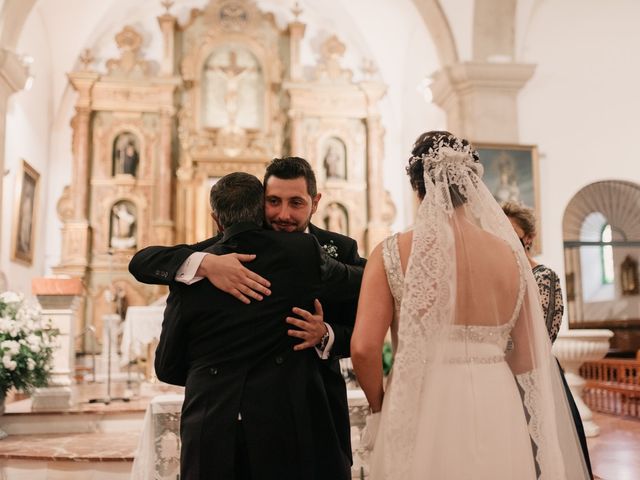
{"left": 351, "top": 131, "right": 590, "bottom": 479}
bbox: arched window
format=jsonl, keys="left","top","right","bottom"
{"left": 600, "top": 224, "right": 614, "bottom": 285}
{"left": 579, "top": 212, "right": 615, "bottom": 302}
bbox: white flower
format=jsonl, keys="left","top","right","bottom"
{"left": 2, "top": 355, "right": 17, "bottom": 371}
{"left": 0, "top": 290, "right": 58, "bottom": 392}
{"left": 0, "top": 316, "right": 13, "bottom": 331}
{"left": 1, "top": 340, "right": 20, "bottom": 356}
{"left": 0, "top": 291, "right": 22, "bottom": 304}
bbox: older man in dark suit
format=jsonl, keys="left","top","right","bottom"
{"left": 129, "top": 157, "right": 365, "bottom": 466}
{"left": 151, "top": 172, "right": 362, "bottom": 480}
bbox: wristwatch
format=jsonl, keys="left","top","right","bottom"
{"left": 316, "top": 326, "right": 330, "bottom": 351}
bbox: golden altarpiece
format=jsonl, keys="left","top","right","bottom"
{"left": 54, "top": 0, "right": 394, "bottom": 351}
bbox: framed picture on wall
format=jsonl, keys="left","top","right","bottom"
{"left": 11, "top": 160, "right": 40, "bottom": 265}
{"left": 474, "top": 143, "right": 541, "bottom": 254}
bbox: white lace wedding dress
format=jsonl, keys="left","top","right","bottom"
{"left": 371, "top": 233, "right": 537, "bottom": 479}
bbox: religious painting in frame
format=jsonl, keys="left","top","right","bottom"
{"left": 11, "top": 160, "right": 40, "bottom": 265}
{"left": 475, "top": 143, "right": 541, "bottom": 255}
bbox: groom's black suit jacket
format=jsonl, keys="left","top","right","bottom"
{"left": 152, "top": 222, "right": 362, "bottom": 480}
{"left": 128, "top": 223, "right": 366, "bottom": 465}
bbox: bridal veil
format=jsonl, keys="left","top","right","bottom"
{"left": 370, "top": 133, "right": 590, "bottom": 479}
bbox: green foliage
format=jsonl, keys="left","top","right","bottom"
{"left": 382, "top": 341, "right": 393, "bottom": 376}
{"left": 0, "top": 292, "right": 58, "bottom": 396}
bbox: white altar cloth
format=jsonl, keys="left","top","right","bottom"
{"left": 120, "top": 305, "right": 165, "bottom": 367}
{"left": 131, "top": 393, "right": 184, "bottom": 480}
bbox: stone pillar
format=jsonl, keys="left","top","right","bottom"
{"left": 154, "top": 109, "right": 175, "bottom": 245}
{"left": 59, "top": 72, "right": 98, "bottom": 275}
{"left": 0, "top": 48, "right": 28, "bottom": 258}
{"left": 288, "top": 110, "right": 303, "bottom": 157}
{"left": 358, "top": 81, "right": 388, "bottom": 252}
{"left": 364, "top": 114, "right": 388, "bottom": 251}
{"left": 287, "top": 19, "right": 306, "bottom": 82}
{"left": 553, "top": 329, "right": 614, "bottom": 437}
{"left": 31, "top": 277, "right": 84, "bottom": 410}
{"left": 157, "top": 12, "right": 177, "bottom": 76}
{"left": 430, "top": 61, "right": 536, "bottom": 143}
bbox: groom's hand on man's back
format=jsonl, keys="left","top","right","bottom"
{"left": 286, "top": 299, "right": 327, "bottom": 351}
{"left": 198, "top": 253, "right": 271, "bottom": 304}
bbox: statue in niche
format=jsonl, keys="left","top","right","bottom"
{"left": 324, "top": 202, "right": 348, "bottom": 235}
{"left": 112, "top": 132, "right": 140, "bottom": 177}
{"left": 621, "top": 255, "right": 639, "bottom": 295}
{"left": 202, "top": 47, "right": 262, "bottom": 130}
{"left": 110, "top": 201, "right": 137, "bottom": 250}
{"left": 323, "top": 137, "right": 347, "bottom": 180}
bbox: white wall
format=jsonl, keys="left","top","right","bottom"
{"left": 1, "top": 5, "right": 53, "bottom": 295}
{"left": 517, "top": 0, "right": 640, "bottom": 296}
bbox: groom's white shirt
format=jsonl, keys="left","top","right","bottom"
{"left": 174, "top": 233, "right": 336, "bottom": 359}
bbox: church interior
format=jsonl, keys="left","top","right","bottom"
{"left": 0, "top": 0, "right": 639, "bottom": 478}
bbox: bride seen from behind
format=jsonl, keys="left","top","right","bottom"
{"left": 351, "top": 131, "right": 590, "bottom": 479}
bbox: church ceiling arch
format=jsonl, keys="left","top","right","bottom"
{"left": 410, "top": 0, "right": 459, "bottom": 66}
{"left": 0, "top": 0, "right": 36, "bottom": 50}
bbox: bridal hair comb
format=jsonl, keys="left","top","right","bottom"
{"left": 413, "top": 134, "right": 483, "bottom": 179}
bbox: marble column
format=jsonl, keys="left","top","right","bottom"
{"left": 31, "top": 277, "right": 84, "bottom": 411}
{"left": 430, "top": 61, "right": 535, "bottom": 143}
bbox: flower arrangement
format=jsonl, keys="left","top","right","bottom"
{"left": 0, "top": 291, "right": 58, "bottom": 397}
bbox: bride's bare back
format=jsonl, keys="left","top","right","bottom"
{"left": 396, "top": 217, "right": 521, "bottom": 328}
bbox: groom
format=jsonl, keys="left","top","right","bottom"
{"left": 153, "top": 172, "right": 362, "bottom": 479}
{"left": 129, "top": 157, "right": 365, "bottom": 464}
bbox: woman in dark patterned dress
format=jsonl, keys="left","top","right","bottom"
{"left": 503, "top": 201, "right": 594, "bottom": 479}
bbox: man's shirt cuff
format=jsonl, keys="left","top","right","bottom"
{"left": 175, "top": 252, "right": 207, "bottom": 285}
{"left": 315, "top": 323, "right": 335, "bottom": 359}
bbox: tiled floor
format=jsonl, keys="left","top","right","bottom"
{"left": 589, "top": 413, "right": 640, "bottom": 480}
{"left": 2, "top": 384, "right": 639, "bottom": 477}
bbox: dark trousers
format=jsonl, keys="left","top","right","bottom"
{"left": 235, "top": 421, "right": 252, "bottom": 480}
{"left": 557, "top": 359, "right": 594, "bottom": 479}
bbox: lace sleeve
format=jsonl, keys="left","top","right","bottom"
{"left": 533, "top": 266, "right": 563, "bottom": 344}
{"left": 549, "top": 272, "right": 564, "bottom": 343}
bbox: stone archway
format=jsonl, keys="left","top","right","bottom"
{"left": 411, "top": 0, "right": 459, "bottom": 66}
{"left": 562, "top": 180, "right": 640, "bottom": 324}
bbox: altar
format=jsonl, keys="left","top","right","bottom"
{"left": 130, "top": 389, "right": 372, "bottom": 480}
{"left": 120, "top": 305, "right": 165, "bottom": 378}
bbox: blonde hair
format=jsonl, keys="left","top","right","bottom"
{"left": 502, "top": 201, "right": 537, "bottom": 237}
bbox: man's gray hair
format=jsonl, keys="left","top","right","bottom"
{"left": 209, "top": 172, "right": 264, "bottom": 229}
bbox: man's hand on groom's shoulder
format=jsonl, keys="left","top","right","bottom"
{"left": 198, "top": 253, "right": 271, "bottom": 304}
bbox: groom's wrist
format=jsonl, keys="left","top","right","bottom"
{"left": 316, "top": 324, "right": 330, "bottom": 350}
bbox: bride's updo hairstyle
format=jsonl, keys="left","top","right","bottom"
{"left": 406, "top": 130, "right": 481, "bottom": 207}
